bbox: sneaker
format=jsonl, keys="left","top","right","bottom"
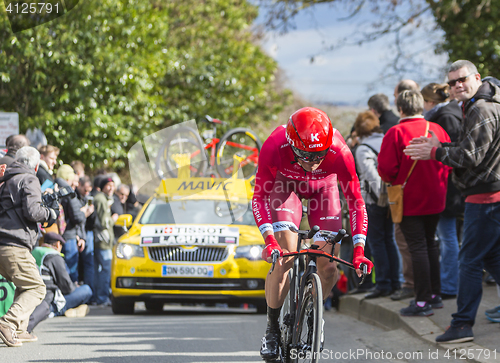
{"left": 17, "top": 331, "right": 38, "bottom": 343}
{"left": 390, "top": 287, "right": 415, "bottom": 301}
{"left": 410, "top": 296, "right": 443, "bottom": 309}
{"left": 260, "top": 331, "right": 280, "bottom": 360}
{"left": 400, "top": 301, "right": 434, "bottom": 317}
{"left": 0, "top": 324, "right": 22, "bottom": 347}
{"left": 485, "top": 311, "right": 500, "bottom": 323}
{"left": 65, "top": 304, "right": 90, "bottom": 318}
{"left": 436, "top": 325, "right": 474, "bottom": 343}
{"left": 485, "top": 304, "right": 500, "bottom": 315}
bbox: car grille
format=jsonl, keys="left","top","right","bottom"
{"left": 116, "top": 277, "right": 265, "bottom": 291}
{"left": 148, "top": 246, "right": 229, "bottom": 262}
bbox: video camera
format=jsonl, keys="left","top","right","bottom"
{"left": 41, "top": 177, "right": 76, "bottom": 209}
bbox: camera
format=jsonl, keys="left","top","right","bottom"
{"left": 42, "top": 185, "right": 75, "bottom": 209}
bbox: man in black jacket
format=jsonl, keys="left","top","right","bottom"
{"left": 28, "top": 232, "right": 92, "bottom": 336}
{"left": 0, "top": 146, "right": 58, "bottom": 347}
{"left": 405, "top": 59, "right": 500, "bottom": 343}
{"left": 367, "top": 93, "right": 399, "bottom": 133}
{"left": 55, "top": 165, "right": 92, "bottom": 283}
{"left": 0, "top": 134, "right": 31, "bottom": 167}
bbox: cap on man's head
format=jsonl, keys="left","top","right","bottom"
{"left": 56, "top": 164, "right": 76, "bottom": 182}
{"left": 44, "top": 232, "right": 66, "bottom": 245}
{"left": 99, "top": 177, "right": 114, "bottom": 191}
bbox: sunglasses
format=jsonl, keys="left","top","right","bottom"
{"left": 448, "top": 73, "right": 475, "bottom": 87}
{"left": 291, "top": 145, "right": 328, "bottom": 163}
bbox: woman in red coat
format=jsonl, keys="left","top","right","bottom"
{"left": 378, "top": 90, "right": 451, "bottom": 317}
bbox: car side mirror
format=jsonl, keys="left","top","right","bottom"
{"left": 116, "top": 214, "right": 133, "bottom": 230}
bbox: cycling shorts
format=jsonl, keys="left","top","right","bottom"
{"left": 269, "top": 173, "right": 342, "bottom": 242}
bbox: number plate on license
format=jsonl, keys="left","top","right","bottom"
{"left": 161, "top": 265, "right": 214, "bottom": 278}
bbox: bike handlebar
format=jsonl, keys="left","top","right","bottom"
{"left": 307, "top": 225, "right": 320, "bottom": 239}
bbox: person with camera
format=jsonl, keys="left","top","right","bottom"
{"left": 0, "top": 146, "right": 59, "bottom": 347}
{"left": 93, "top": 177, "right": 116, "bottom": 306}
{"left": 55, "top": 165, "right": 90, "bottom": 283}
{"left": 75, "top": 175, "right": 95, "bottom": 297}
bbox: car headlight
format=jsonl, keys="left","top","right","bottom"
{"left": 234, "top": 245, "right": 263, "bottom": 260}
{"left": 116, "top": 243, "right": 144, "bottom": 260}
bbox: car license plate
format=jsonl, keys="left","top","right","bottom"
{"left": 161, "top": 265, "right": 214, "bottom": 278}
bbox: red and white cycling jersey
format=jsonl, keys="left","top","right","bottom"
{"left": 252, "top": 125, "right": 367, "bottom": 245}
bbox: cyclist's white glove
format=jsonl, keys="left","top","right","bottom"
{"left": 262, "top": 235, "right": 283, "bottom": 263}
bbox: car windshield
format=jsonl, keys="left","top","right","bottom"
{"left": 139, "top": 198, "right": 256, "bottom": 226}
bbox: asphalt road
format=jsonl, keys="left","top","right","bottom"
{"left": 1, "top": 303, "right": 468, "bottom": 363}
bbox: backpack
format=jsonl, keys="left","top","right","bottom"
{"left": 0, "top": 275, "right": 15, "bottom": 317}
{"left": 357, "top": 143, "right": 389, "bottom": 207}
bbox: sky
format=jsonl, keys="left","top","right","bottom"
{"left": 253, "top": 2, "right": 449, "bottom": 106}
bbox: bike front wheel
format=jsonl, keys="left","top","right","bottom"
{"left": 215, "top": 127, "right": 261, "bottom": 179}
{"left": 291, "top": 273, "right": 323, "bottom": 363}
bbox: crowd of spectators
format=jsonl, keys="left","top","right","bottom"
{"left": 348, "top": 59, "right": 500, "bottom": 344}
{"left": 0, "top": 140, "right": 141, "bottom": 347}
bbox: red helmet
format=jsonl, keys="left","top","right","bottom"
{"left": 286, "top": 107, "right": 333, "bottom": 162}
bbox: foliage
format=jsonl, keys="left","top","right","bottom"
{"left": 428, "top": 0, "right": 500, "bottom": 77}
{"left": 0, "top": 0, "right": 291, "bottom": 170}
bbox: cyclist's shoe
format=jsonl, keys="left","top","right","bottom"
{"left": 260, "top": 331, "right": 280, "bottom": 361}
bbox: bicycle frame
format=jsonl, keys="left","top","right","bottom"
{"left": 270, "top": 226, "right": 367, "bottom": 361}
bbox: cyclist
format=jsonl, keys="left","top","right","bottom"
{"left": 252, "top": 107, "right": 373, "bottom": 360}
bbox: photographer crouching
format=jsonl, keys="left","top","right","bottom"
{"left": 0, "top": 146, "right": 59, "bottom": 347}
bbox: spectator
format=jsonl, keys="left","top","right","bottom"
{"left": 378, "top": 90, "right": 450, "bottom": 317}
{"left": 421, "top": 82, "right": 464, "bottom": 299}
{"left": 0, "top": 134, "right": 31, "bottom": 167}
{"left": 28, "top": 232, "right": 92, "bottom": 334}
{"left": 70, "top": 160, "right": 86, "bottom": 179}
{"left": 405, "top": 60, "right": 500, "bottom": 343}
{"left": 37, "top": 144, "right": 59, "bottom": 187}
{"left": 0, "top": 146, "right": 58, "bottom": 347}
{"left": 367, "top": 94, "right": 399, "bottom": 133}
{"left": 93, "top": 177, "right": 116, "bottom": 306}
{"left": 56, "top": 165, "right": 88, "bottom": 283}
{"left": 75, "top": 176, "right": 95, "bottom": 295}
{"left": 354, "top": 111, "right": 400, "bottom": 298}
{"left": 389, "top": 79, "right": 421, "bottom": 302}
{"left": 112, "top": 184, "right": 130, "bottom": 239}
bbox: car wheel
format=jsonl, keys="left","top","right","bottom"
{"left": 145, "top": 300, "right": 164, "bottom": 312}
{"left": 111, "top": 297, "right": 135, "bottom": 315}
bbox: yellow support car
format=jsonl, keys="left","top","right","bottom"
{"left": 111, "top": 177, "right": 269, "bottom": 314}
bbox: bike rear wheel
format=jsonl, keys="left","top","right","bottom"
{"left": 215, "top": 127, "right": 261, "bottom": 179}
{"left": 155, "top": 126, "right": 207, "bottom": 178}
{"left": 291, "top": 273, "right": 323, "bottom": 363}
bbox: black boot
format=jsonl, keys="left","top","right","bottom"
{"left": 260, "top": 306, "right": 281, "bottom": 360}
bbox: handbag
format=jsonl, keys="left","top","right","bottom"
{"left": 387, "top": 121, "right": 429, "bottom": 223}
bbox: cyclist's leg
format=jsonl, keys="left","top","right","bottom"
{"left": 261, "top": 181, "right": 302, "bottom": 360}
{"left": 266, "top": 189, "right": 303, "bottom": 308}
{"left": 307, "top": 177, "right": 343, "bottom": 297}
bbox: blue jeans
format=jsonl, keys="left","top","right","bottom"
{"left": 94, "top": 248, "right": 112, "bottom": 305}
{"left": 451, "top": 202, "right": 500, "bottom": 327}
{"left": 57, "top": 284, "right": 93, "bottom": 316}
{"left": 436, "top": 216, "right": 459, "bottom": 295}
{"left": 62, "top": 238, "right": 79, "bottom": 282}
{"left": 366, "top": 204, "right": 400, "bottom": 292}
{"left": 81, "top": 231, "right": 95, "bottom": 297}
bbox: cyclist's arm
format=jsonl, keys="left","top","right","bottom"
{"left": 336, "top": 142, "right": 368, "bottom": 248}
{"left": 252, "top": 136, "right": 278, "bottom": 238}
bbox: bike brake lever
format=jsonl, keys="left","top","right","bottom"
{"left": 359, "top": 263, "right": 368, "bottom": 285}
{"left": 269, "top": 250, "right": 280, "bottom": 274}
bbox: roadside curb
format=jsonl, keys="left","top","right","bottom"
{"left": 338, "top": 294, "right": 498, "bottom": 363}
